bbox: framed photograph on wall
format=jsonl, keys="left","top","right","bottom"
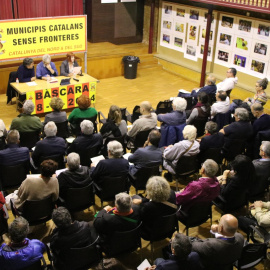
{"left": 218, "top": 32, "right": 233, "bottom": 47}
{"left": 184, "top": 44, "right": 197, "bottom": 61}
{"left": 174, "top": 20, "right": 186, "bottom": 37}
{"left": 189, "top": 8, "right": 200, "bottom": 21}
{"left": 253, "top": 21, "right": 270, "bottom": 41}
{"left": 173, "top": 35, "right": 185, "bottom": 52}
{"left": 248, "top": 58, "right": 268, "bottom": 78}
{"left": 163, "top": 3, "right": 173, "bottom": 17}
{"left": 236, "top": 18, "right": 253, "bottom": 36}
{"left": 234, "top": 35, "right": 251, "bottom": 55}
{"left": 201, "top": 11, "right": 216, "bottom": 26}
{"left": 197, "top": 43, "right": 213, "bottom": 61}
{"left": 215, "top": 48, "right": 231, "bottom": 67}
{"left": 160, "top": 31, "right": 172, "bottom": 49}
{"left": 231, "top": 53, "right": 248, "bottom": 73}
{"left": 187, "top": 24, "right": 199, "bottom": 43}
{"left": 200, "top": 28, "right": 214, "bottom": 45}
{"left": 162, "top": 19, "right": 172, "bottom": 31}
{"left": 219, "top": 14, "right": 235, "bottom": 31}
{"left": 251, "top": 39, "right": 270, "bottom": 59}
{"left": 175, "top": 6, "right": 187, "bottom": 21}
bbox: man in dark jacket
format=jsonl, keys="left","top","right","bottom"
{"left": 50, "top": 207, "right": 98, "bottom": 269}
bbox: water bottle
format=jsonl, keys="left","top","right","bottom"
{"left": 16, "top": 78, "right": 19, "bottom": 83}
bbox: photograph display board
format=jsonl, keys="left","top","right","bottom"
{"left": 160, "top": 2, "right": 270, "bottom": 77}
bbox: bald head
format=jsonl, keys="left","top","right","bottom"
{"left": 219, "top": 214, "right": 238, "bottom": 237}
{"left": 140, "top": 101, "right": 152, "bottom": 115}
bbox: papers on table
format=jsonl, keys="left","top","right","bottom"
{"left": 178, "top": 89, "right": 191, "bottom": 94}
{"left": 49, "top": 77, "right": 58, "bottom": 83}
{"left": 73, "top": 66, "right": 82, "bottom": 75}
{"left": 91, "top": 155, "right": 105, "bottom": 166}
{"left": 26, "top": 81, "right": 38, "bottom": 86}
{"left": 137, "top": 259, "right": 151, "bottom": 270}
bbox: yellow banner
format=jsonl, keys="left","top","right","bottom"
{"left": 0, "top": 16, "right": 87, "bottom": 61}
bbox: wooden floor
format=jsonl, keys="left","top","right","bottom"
{"left": 0, "top": 42, "right": 269, "bottom": 269}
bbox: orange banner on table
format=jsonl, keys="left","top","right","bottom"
{"left": 0, "top": 15, "right": 87, "bottom": 61}
{"left": 26, "top": 82, "right": 97, "bottom": 115}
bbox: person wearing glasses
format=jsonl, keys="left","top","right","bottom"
{"left": 216, "top": 67, "right": 238, "bottom": 92}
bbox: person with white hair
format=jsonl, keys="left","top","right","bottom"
{"left": 32, "top": 121, "right": 66, "bottom": 168}
{"left": 10, "top": 100, "right": 43, "bottom": 133}
{"left": 36, "top": 54, "right": 58, "bottom": 80}
{"left": 176, "top": 159, "right": 220, "bottom": 222}
{"left": 94, "top": 193, "right": 140, "bottom": 243}
{"left": 90, "top": 141, "right": 129, "bottom": 186}
{"left": 220, "top": 107, "right": 253, "bottom": 151}
{"left": 163, "top": 125, "right": 200, "bottom": 180}
{"left": 67, "top": 120, "right": 102, "bottom": 154}
{"left": 57, "top": 152, "right": 92, "bottom": 200}
{"left": 157, "top": 97, "right": 187, "bottom": 126}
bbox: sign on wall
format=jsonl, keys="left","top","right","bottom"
{"left": 0, "top": 15, "right": 87, "bottom": 62}
{"left": 26, "top": 82, "right": 96, "bottom": 115}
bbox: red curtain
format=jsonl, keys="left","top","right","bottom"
{"left": 0, "top": 0, "right": 13, "bottom": 20}
{"left": 10, "top": 0, "right": 82, "bottom": 19}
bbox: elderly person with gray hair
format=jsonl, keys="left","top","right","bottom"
{"left": 176, "top": 159, "right": 220, "bottom": 222}
{"left": 220, "top": 107, "right": 253, "bottom": 151}
{"left": 36, "top": 54, "right": 58, "bottom": 80}
{"left": 163, "top": 125, "right": 200, "bottom": 181}
{"left": 94, "top": 193, "right": 140, "bottom": 241}
{"left": 10, "top": 100, "right": 43, "bottom": 133}
{"left": 32, "top": 121, "right": 66, "bottom": 168}
{"left": 67, "top": 120, "right": 102, "bottom": 154}
{"left": 199, "top": 121, "right": 224, "bottom": 155}
{"left": 132, "top": 176, "right": 176, "bottom": 239}
{"left": 0, "top": 217, "right": 46, "bottom": 270}
{"left": 57, "top": 153, "right": 92, "bottom": 200}
{"left": 44, "top": 97, "right": 67, "bottom": 125}
{"left": 158, "top": 97, "right": 187, "bottom": 126}
{"left": 90, "top": 141, "right": 129, "bottom": 186}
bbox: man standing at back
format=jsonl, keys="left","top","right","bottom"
{"left": 192, "top": 214, "right": 244, "bottom": 269}
{"left": 217, "top": 67, "right": 238, "bottom": 92}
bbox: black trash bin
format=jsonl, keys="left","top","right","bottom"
{"left": 122, "top": 56, "right": 140, "bottom": 79}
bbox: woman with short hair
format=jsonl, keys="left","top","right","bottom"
{"left": 60, "top": 52, "right": 81, "bottom": 77}
{"left": 44, "top": 97, "right": 67, "bottom": 125}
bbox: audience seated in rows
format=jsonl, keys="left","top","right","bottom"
{"left": 14, "top": 160, "right": 59, "bottom": 211}
{"left": 216, "top": 67, "right": 238, "bottom": 92}
{"left": 211, "top": 91, "right": 230, "bottom": 117}
{"left": 0, "top": 217, "right": 45, "bottom": 270}
{"left": 216, "top": 155, "right": 255, "bottom": 211}
{"left": 100, "top": 105, "right": 128, "bottom": 139}
{"left": 31, "top": 121, "right": 66, "bottom": 168}
{"left": 67, "top": 120, "right": 102, "bottom": 154}
{"left": 90, "top": 141, "right": 129, "bottom": 187}
{"left": 186, "top": 92, "right": 210, "bottom": 125}
{"left": 220, "top": 107, "right": 253, "bottom": 151}
{"left": 251, "top": 103, "right": 270, "bottom": 137}
{"left": 68, "top": 95, "right": 97, "bottom": 128}
{"left": 36, "top": 54, "right": 58, "bottom": 80}
{"left": 44, "top": 97, "right": 67, "bottom": 125}
{"left": 133, "top": 176, "right": 177, "bottom": 239}
{"left": 94, "top": 193, "right": 140, "bottom": 244}
{"left": 199, "top": 122, "right": 224, "bottom": 154}
{"left": 163, "top": 125, "right": 199, "bottom": 178}
{"left": 58, "top": 153, "right": 92, "bottom": 201}
{"left": 128, "top": 130, "right": 162, "bottom": 177}
{"left": 157, "top": 97, "right": 187, "bottom": 126}
{"left": 50, "top": 207, "right": 98, "bottom": 269}
{"left": 16, "top": 57, "right": 36, "bottom": 83}
{"left": 127, "top": 101, "right": 157, "bottom": 149}
{"left": 10, "top": 100, "right": 42, "bottom": 133}
{"left": 0, "top": 130, "right": 29, "bottom": 166}
{"left": 60, "top": 52, "right": 81, "bottom": 77}
{"left": 176, "top": 159, "right": 220, "bottom": 222}
{"left": 192, "top": 214, "right": 244, "bottom": 269}
{"left": 147, "top": 234, "right": 203, "bottom": 270}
